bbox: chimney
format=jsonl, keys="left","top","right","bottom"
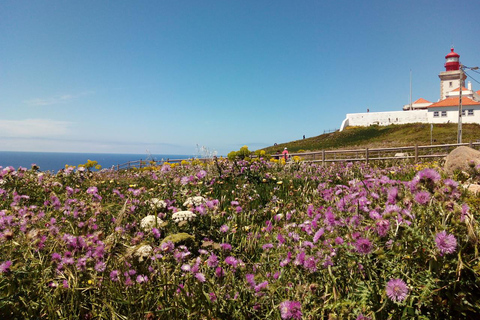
{"left": 468, "top": 81, "right": 472, "bottom": 91}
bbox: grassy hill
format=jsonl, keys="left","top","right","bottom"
{"left": 261, "top": 123, "right": 480, "bottom": 154}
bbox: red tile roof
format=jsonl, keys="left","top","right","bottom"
{"left": 428, "top": 97, "right": 480, "bottom": 108}
{"left": 413, "top": 98, "right": 431, "bottom": 104}
{"left": 451, "top": 86, "right": 470, "bottom": 92}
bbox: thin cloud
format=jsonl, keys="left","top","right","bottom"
{"left": 0, "top": 119, "right": 71, "bottom": 137}
{"left": 23, "top": 91, "right": 95, "bottom": 106}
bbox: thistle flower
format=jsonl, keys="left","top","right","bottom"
{"left": 110, "top": 270, "right": 120, "bottom": 282}
{"left": 385, "top": 278, "right": 409, "bottom": 302}
{"left": 313, "top": 228, "right": 324, "bottom": 243}
{"left": 416, "top": 168, "right": 441, "bottom": 183}
{"left": 279, "top": 300, "right": 302, "bottom": 319}
{"left": 355, "top": 238, "right": 373, "bottom": 255}
{"left": 435, "top": 231, "right": 457, "bottom": 255}
{"left": 414, "top": 191, "right": 431, "bottom": 205}
{"left": 0, "top": 260, "right": 12, "bottom": 273}
{"left": 136, "top": 274, "right": 148, "bottom": 284}
{"left": 194, "top": 272, "right": 206, "bottom": 282}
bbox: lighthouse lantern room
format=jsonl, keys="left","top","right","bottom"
{"left": 438, "top": 48, "right": 466, "bottom": 100}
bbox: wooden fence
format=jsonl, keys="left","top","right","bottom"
{"left": 284, "top": 141, "right": 480, "bottom": 165}
{"left": 115, "top": 142, "right": 480, "bottom": 170}
{"left": 116, "top": 158, "right": 189, "bottom": 171}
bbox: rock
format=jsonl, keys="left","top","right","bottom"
{"left": 467, "top": 184, "right": 480, "bottom": 194}
{"left": 444, "top": 146, "right": 480, "bottom": 176}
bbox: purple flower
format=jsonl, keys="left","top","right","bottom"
{"left": 0, "top": 260, "right": 12, "bottom": 273}
{"left": 416, "top": 168, "right": 441, "bottom": 183}
{"left": 195, "top": 273, "right": 206, "bottom": 283}
{"left": 51, "top": 252, "right": 62, "bottom": 262}
{"left": 414, "top": 191, "right": 431, "bottom": 205}
{"left": 386, "top": 278, "right": 409, "bottom": 302}
{"left": 136, "top": 274, "right": 148, "bottom": 284}
{"left": 355, "top": 238, "right": 373, "bottom": 255}
{"left": 152, "top": 228, "right": 161, "bottom": 239}
{"left": 279, "top": 300, "right": 302, "bottom": 319}
{"left": 220, "top": 224, "right": 229, "bottom": 233}
{"left": 220, "top": 243, "right": 232, "bottom": 251}
{"left": 313, "top": 228, "right": 324, "bottom": 244}
{"left": 110, "top": 270, "right": 119, "bottom": 282}
{"left": 376, "top": 219, "right": 390, "bottom": 237}
{"left": 387, "top": 187, "right": 398, "bottom": 204}
{"left": 209, "top": 292, "right": 217, "bottom": 302}
{"left": 206, "top": 254, "right": 219, "bottom": 268}
{"left": 86, "top": 186, "right": 98, "bottom": 194}
{"left": 215, "top": 267, "right": 224, "bottom": 278}
{"left": 95, "top": 261, "right": 106, "bottom": 272}
{"left": 246, "top": 274, "right": 256, "bottom": 287}
{"left": 254, "top": 280, "right": 268, "bottom": 292}
{"left": 303, "top": 256, "right": 317, "bottom": 273}
{"left": 224, "top": 256, "right": 238, "bottom": 268}
{"left": 262, "top": 243, "right": 274, "bottom": 250}
{"left": 435, "top": 231, "right": 457, "bottom": 255}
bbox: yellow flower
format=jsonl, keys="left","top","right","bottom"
{"left": 87, "top": 280, "right": 93, "bottom": 285}
{"left": 277, "top": 181, "right": 283, "bottom": 185}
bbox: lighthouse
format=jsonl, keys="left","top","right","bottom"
{"left": 438, "top": 48, "right": 466, "bottom": 100}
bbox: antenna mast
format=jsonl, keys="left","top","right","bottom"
{"left": 409, "top": 69, "right": 412, "bottom": 110}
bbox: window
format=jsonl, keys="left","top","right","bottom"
{"left": 433, "top": 111, "right": 439, "bottom": 117}
{"left": 441, "top": 111, "right": 447, "bottom": 117}
{"left": 449, "top": 82, "right": 453, "bottom": 87}
{"left": 468, "top": 109, "right": 474, "bottom": 116}
{"left": 462, "top": 110, "right": 466, "bottom": 116}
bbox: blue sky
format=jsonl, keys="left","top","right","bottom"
{"left": 1, "top": 1, "right": 479, "bottom": 156}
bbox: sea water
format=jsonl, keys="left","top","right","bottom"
{"left": 0, "top": 151, "right": 194, "bottom": 172}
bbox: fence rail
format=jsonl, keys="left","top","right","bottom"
{"left": 284, "top": 141, "right": 480, "bottom": 164}
{"left": 115, "top": 142, "right": 480, "bottom": 170}
{"left": 116, "top": 158, "right": 190, "bottom": 171}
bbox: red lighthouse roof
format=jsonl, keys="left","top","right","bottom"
{"left": 445, "top": 48, "right": 460, "bottom": 59}
{"left": 445, "top": 48, "right": 460, "bottom": 71}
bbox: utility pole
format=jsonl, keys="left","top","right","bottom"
{"left": 457, "top": 65, "right": 463, "bottom": 143}
{"left": 457, "top": 65, "right": 479, "bottom": 144}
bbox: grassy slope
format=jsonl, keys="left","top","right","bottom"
{"left": 261, "top": 123, "right": 480, "bottom": 154}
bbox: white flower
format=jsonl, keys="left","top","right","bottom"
{"left": 183, "top": 196, "right": 205, "bottom": 207}
{"left": 172, "top": 210, "right": 197, "bottom": 223}
{"left": 148, "top": 198, "right": 167, "bottom": 210}
{"left": 140, "top": 215, "right": 163, "bottom": 231}
{"left": 134, "top": 244, "right": 153, "bottom": 262}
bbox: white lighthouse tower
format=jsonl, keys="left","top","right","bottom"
{"left": 438, "top": 48, "right": 466, "bottom": 100}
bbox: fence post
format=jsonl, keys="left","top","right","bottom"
{"left": 365, "top": 148, "right": 369, "bottom": 164}
{"left": 415, "top": 144, "right": 418, "bottom": 162}
{"left": 469, "top": 141, "right": 473, "bottom": 148}
{"left": 322, "top": 150, "right": 325, "bottom": 166}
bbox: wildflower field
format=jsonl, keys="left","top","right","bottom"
{"left": 0, "top": 157, "right": 479, "bottom": 319}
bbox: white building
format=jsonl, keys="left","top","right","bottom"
{"left": 340, "top": 48, "right": 480, "bottom": 131}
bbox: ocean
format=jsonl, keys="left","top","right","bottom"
{"left": 0, "top": 151, "right": 194, "bottom": 172}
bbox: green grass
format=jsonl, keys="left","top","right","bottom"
{"left": 261, "top": 123, "right": 480, "bottom": 154}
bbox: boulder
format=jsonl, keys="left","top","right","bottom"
{"left": 467, "top": 184, "right": 480, "bottom": 194}
{"left": 444, "top": 146, "right": 480, "bottom": 176}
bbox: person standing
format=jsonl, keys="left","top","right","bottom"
{"left": 282, "top": 147, "right": 289, "bottom": 161}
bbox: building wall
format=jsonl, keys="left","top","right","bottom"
{"left": 340, "top": 110, "right": 428, "bottom": 131}
{"left": 427, "top": 106, "right": 480, "bottom": 124}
